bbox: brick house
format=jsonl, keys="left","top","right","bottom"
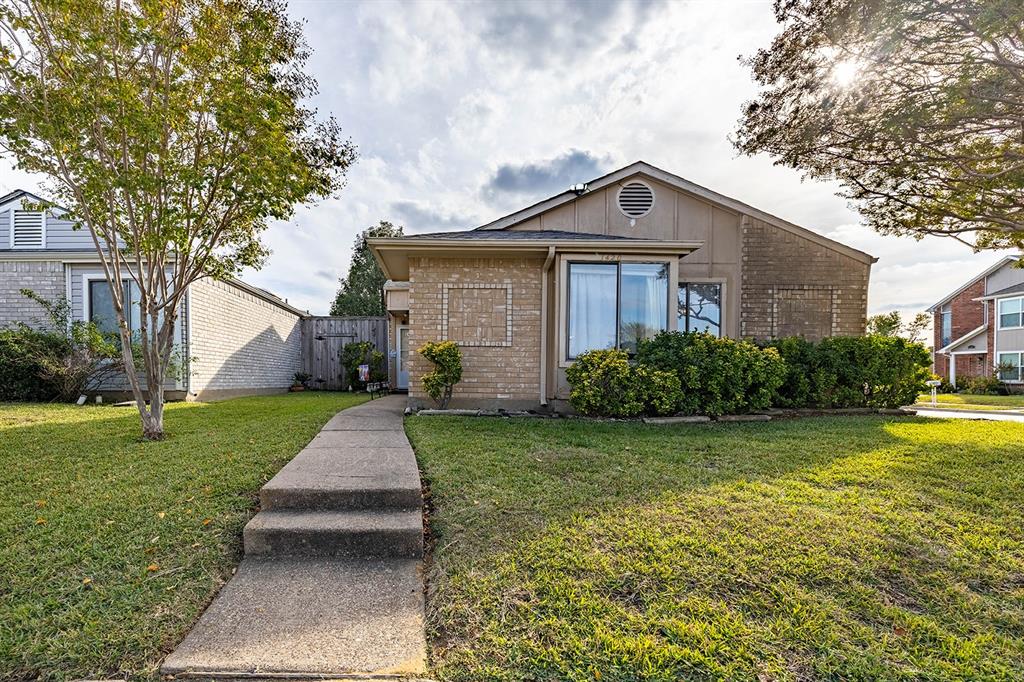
{"left": 369, "top": 161, "right": 877, "bottom": 411}
{"left": 0, "top": 189, "right": 306, "bottom": 400}
{"left": 928, "top": 255, "right": 1024, "bottom": 387}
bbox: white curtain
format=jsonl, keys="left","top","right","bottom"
{"left": 619, "top": 264, "right": 667, "bottom": 352}
{"left": 568, "top": 263, "right": 617, "bottom": 357}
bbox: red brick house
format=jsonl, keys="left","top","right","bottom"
{"left": 929, "top": 255, "right": 1023, "bottom": 386}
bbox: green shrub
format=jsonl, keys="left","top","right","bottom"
{"left": 0, "top": 290, "right": 124, "bottom": 402}
{"left": 962, "top": 373, "right": 1007, "bottom": 396}
{"left": 340, "top": 341, "right": 386, "bottom": 389}
{"left": 0, "top": 327, "right": 66, "bottom": 401}
{"left": 764, "top": 335, "right": 931, "bottom": 409}
{"left": 565, "top": 349, "right": 681, "bottom": 418}
{"left": 418, "top": 340, "right": 463, "bottom": 408}
{"left": 636, "top": 332, "right": 786, "bottom": 416}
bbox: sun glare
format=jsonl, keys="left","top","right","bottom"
{"left": 831, "top": 59, "right": 862, "bottom": 87}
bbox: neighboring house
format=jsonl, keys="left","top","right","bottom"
{"left": 370, "top": 161, "right": 877, "bottom": 411}
{"left": 0, "top": 189, "right": 306, "bottom": 400}
{"left": 928, "top": 255, "right": 1024, "bottom": 388}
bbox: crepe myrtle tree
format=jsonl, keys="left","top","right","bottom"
{"left": 0, "top": 0, "right": 356, "bottom": 439}
{"left": 735, "top": 0, "right": 1024, "bottom": 252}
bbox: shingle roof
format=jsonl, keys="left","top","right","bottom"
{"left": 402, "top": 229, "right": 651, "bottom": 241}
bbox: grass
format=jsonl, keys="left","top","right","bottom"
{"left": 0, "top": 391, "right": 368, "bottom": 681}
{"left": 916, "top": 393, "right": 1024, "bottom": 410}
{"left": 407, "top": 415, "right": 1024, "bottom": 681}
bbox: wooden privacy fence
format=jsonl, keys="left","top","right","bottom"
{"left": 300, "top": 316, "right": 388, "bottom": 390}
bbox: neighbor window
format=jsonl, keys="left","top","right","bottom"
{"left": 678, "top": 282, "right": 722, "bottom": 337}
{"left": 998, "top": 352, "right": 1022, "bottom": 382}
{"left": 940, "top": 303, "right": 952, "bottom": 347}
{"left": 567, "top": 261, "right": 668, "bottom": 358}
{"left": 88, "top": 279, "right": 143, "bottom": 340}
{"left": 999, "top": 297, "right": 1023, "bottom": 329}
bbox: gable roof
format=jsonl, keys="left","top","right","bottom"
{"left": 928, "top": 255, "right": 1020, "bottom": 311}
{"left": 0, "top": 188, "right": 59, "bottom": 213}
{"left": 472, "top": 160, "right": 877, "bottom": 265}
{"left": 404, "top": 229, "right": 650, "bottom": 241}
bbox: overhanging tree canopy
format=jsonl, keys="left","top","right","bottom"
{"left": 0, "top": 0, "right": 356, "bottom": 439}
{"left": 735, "top": 0, "right": 1024, "bottom": 251}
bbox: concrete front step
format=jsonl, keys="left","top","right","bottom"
{"left": 161, "top": 556, "right": 426, "bottom": 677}
{"left": 244, "top": 509, "right": 423, "bottom": 558}
{"left": 260, "top": 444, "right": 422, "bottom": 512}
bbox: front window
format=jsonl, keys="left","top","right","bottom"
{"left": 89, "top": 279, "right": 143, "bottom": 341}
{"left": 999, "top": 297, "right": 1023, "bottom": 329}
{"left": 567, "top": 261, "right": 668, "bottom": 358}
{"left": 940, "top": 304, "right": 952, "bottom": 347}
{"left": 678, "top": 282, "right": 722, "bottom": 337}
{"left": 998, "top": 352, "right": 1022, "bottom": 382}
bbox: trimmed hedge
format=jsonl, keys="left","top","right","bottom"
{"left": 418, "top": 340, "right": 463, "bottom": 409}
{"left": 762, "top": 335, "right": 931, "bottom": 409}
{"left": 566, "top": 349, "right": 682, "bottom": 418}
{"left": 565, "top": 332, "right": 931, "bottom": 418}
{"left": 636, "top": 332, "right": 787, "bottom": 417}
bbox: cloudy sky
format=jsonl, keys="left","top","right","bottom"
{"left": 0, "top": 0, "right": 1014, "bottom": 318}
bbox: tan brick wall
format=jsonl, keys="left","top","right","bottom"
{"left": 408, "top": 256, "right": 542, "bottom": 407}
{"left": 740, "top": 217, "right": 870, "bottom": 340}
{"left": 188, "top": 278, "right": 302, "bottom": 397}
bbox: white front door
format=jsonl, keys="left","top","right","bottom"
{"left": 396, "top": 326, "right": 410, "bottom": 390}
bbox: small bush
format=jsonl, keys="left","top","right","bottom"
{"left": 565, "top": 349, "right": 681, "bottom": 418}
{"left": 636, "top": 332, "right": 786, "bottom": 416}
{"left": 961, "top": 373, "right": 1007, "bottom": 396}
{"left": 418, "top": 340, "right": 463, "bottom": 408}
{"left": 0, "top": 327, "right": 67, "bottom": 401}
{"left": 0, "top": 290, "right": 124, "bottom": 402}
{"left": 764, "top": 335, "right": 931, "bottom": 409}
{"left": 340, "top": 341, "right": 386, "bottom": 389}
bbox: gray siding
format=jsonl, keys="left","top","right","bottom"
{"left": 188, "top": 277, "right": 302, "bottom": 398}
{"left": 0, "top": 209, "right": 95, "bottom": 251}
{"left": 986, "top": 260, "right": 1024, "bottom": 295}
{"left": 0, "top": 260, "right": 65, "bottom": 329}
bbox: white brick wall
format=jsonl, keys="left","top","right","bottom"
{"left": 0, "top": 261, "right": 65, "bottom": 329}
{"left": 187, "top": 278, "right": 302, "bottom": 396}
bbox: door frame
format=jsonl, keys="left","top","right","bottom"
{"left": 396, "top": 324, "right": 410, "bottom": 390}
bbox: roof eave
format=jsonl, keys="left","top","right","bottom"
{"left": 368, "top": 236, "right": 704, "bottom": 281}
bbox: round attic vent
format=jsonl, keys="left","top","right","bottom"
{"left": 617, "top": 181, "right": 654, "bottom": 220}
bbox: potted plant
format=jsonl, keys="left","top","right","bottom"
{"left": 290, "top": 372, "right": 311, "bottom": 392}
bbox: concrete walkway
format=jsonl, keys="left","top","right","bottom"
{"left": 913, "top": 406, "right": 1024, "bottom": 422}
{"left": 162, "top": 395, "right": 427, "bottom": 678}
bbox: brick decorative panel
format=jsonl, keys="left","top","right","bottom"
{"left": 442, "top": 284, "right": 512, "bottom": 347}
{"left": 772, "top": 285, "right": 837, "bottom": 338}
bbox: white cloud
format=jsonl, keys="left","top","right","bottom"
{"left": 0, "top": 0, "right": 1015, "bottom": 316}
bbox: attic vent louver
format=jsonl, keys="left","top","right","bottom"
{"left": 11, "top": 209, "right": 44, "bottom": 248}
{"left": 617, "top": 181, "right": 654, "bottom": 225}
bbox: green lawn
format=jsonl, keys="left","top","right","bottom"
{"left": 0, "top": 392, "right": 368, "bottom": 681}
{"left": 407, "top": 415, "right": 1024, "bottom": 681}
{"left": 916, "top": 393, "right": 1024, "bottom": 410}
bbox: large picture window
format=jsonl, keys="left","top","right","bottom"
{"left": 88, "top": 279, "right": 143, "bottom": 340}
{"left": 998, "top": 352, "right": 1022, "bottom": 382}
{"left": 678, "top": 282, "right": 722, "bottom": 337}
{"left": 567, "top": 261, "right": 668, "bottom": 358}
{"left": 999, "top": 297, "right": 1022, "bottom": 329}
